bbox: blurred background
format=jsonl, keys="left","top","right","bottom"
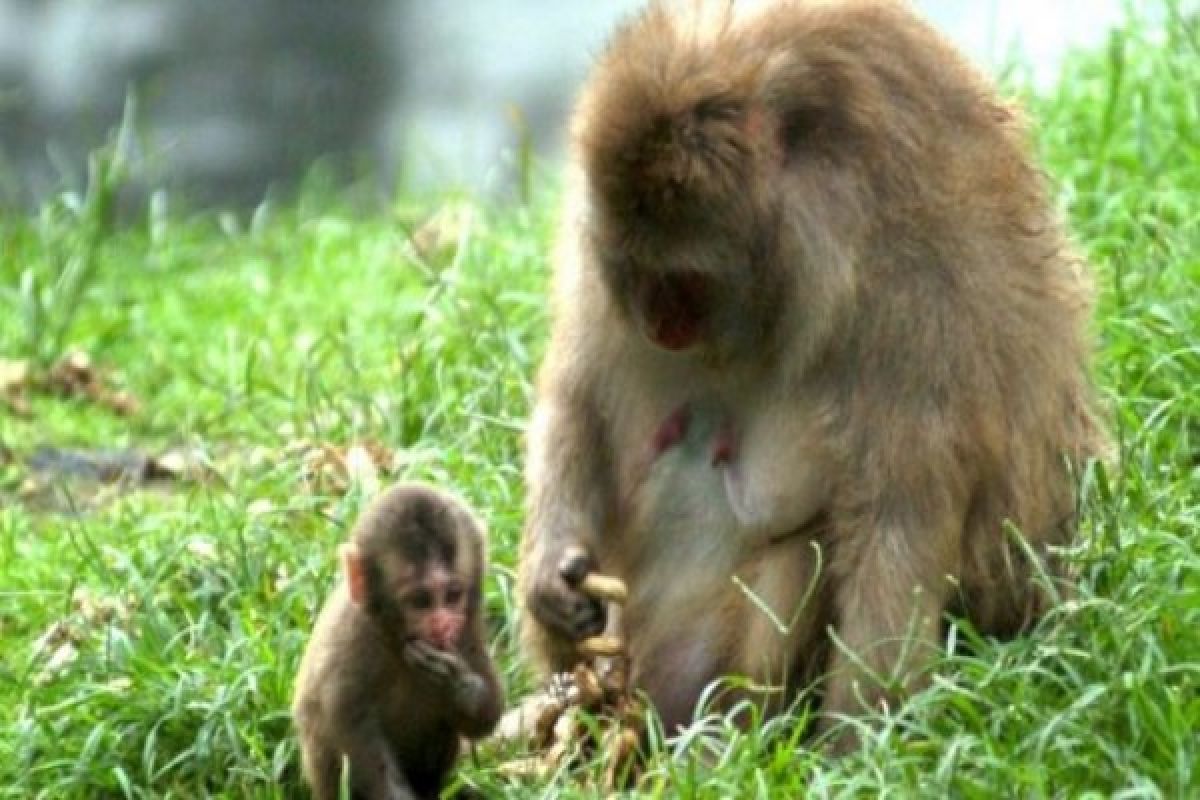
{"left": 0, "top": 0, "right": 1149, "bottom": 210}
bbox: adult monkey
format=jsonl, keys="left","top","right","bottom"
{"left": 518, "top": 0, "right": 1104, "bottom": 744}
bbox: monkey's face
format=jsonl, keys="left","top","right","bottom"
{"left": 595, "top": 217, "right": 784, "bottom": 366}
{"left": 371, "top": 556, "right": 468, "bottom": 652}
{"left": 579, "top": 106, "right": 789, "bottom": 365}
{"left": 402, "top": 570, "right": 467, "bottom": 651}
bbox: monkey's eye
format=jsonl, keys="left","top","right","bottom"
{"left": 407, "top": 589, "right": 434, "bottom": 611}
{"left": 444, "top": 584, "right": 465, "bottom": 606}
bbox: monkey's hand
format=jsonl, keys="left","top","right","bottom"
{"left": 527, "top": 544, "right": 607, "bottom": 643}
{"left": 404, "top": 640, "right": 466, "bottom": 684}
{"left": 404, "top": 642, "right": 490, "bottom": 714}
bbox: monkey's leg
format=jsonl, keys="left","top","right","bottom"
{"left": 338, "top": 725, "right": 418, "bottom": 800}
{"left": 963, "top": 512, "right": 1073, "bottom": 641}
{"left": 818, "top": 515, "right": 959, "bottom": 751}
{"left": 632, "top": 546, "right": 824, "bottom": 737}
{"left": 728, "top": 533, "right": 829, "bottom": 721}
{"left": 631, "top": 624, "right": 726, "bottom": 734}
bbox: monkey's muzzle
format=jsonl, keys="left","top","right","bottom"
{"left": 639, "top": 271, "right": 711, "bottom": 351}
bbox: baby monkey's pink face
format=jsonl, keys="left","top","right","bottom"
{"left": 399, "top": 564, "right": 467, "bottom": 651}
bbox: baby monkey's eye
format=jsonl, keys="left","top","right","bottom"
{"left": 407, "top": 589, "right": 433, "bottom": 610}
{"left": 444, "top": 584, "right": 465, "bottom": 605}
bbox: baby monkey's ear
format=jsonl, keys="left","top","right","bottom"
{"left": 340, "top": 543, "right": 368, "bottom": 607}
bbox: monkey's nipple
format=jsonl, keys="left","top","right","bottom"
{"left": 652, "top": 405, "right": 691, "bottom": 456}
{"left": 710, "top": 422, "right": 736, "bottom": 466}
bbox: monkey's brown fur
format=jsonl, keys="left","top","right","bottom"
{"left": 519, "top": 0, "right": 1105, "bottom": 745}
{"left": 294, "top": 483, "right": 503, "bottom": 799}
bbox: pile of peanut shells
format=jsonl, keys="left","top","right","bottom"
{"left": 496, "top": 572, "right": 645, "bottom": 790}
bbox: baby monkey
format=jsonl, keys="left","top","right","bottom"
{"left": 293, "top": 482, "right": 503, "bottom": 800}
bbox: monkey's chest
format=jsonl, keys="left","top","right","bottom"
{"left": 615, "top": 402, "right": 745, "bottom": 574}
{"left": 380, "top": 698, "right": 457, "bottom": 781}
{"left": 608, "top": 395, "right": 830, "bottom": 726}
{"left": 615, "top": 395, "right": 827, "bottom": 567}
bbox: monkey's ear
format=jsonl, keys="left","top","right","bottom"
{"left": 341, "top": 543, "right": 368, "bottom": 607}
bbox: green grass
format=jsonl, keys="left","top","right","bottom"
{"left": 2, "top": 8, "right": 1198, "bottom": 799}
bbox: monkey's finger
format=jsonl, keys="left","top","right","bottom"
{"left": 403, "top": 645, "right": 436, "bottom": 673}
{"left": 557, "top": 546, "right": 595, "bottom": 587}
{"left": 405, "top": 642, "right": 461, "bottom": 679}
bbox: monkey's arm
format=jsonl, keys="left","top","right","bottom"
{"left": 455, "top": 616, "right": 505, "bottom": 738}
{"left": 519, "top": 361, "right": 614, "bottom": 670}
